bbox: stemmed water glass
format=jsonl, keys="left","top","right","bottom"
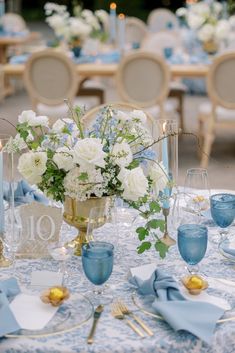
{"left": 48, "top": 241, "right": 73, "bottom": 285}
{"left": 210, "top": 193, "right": 235, "bottom": 254}
{"left": 82, "top": 241, "right": 114, "bottom": 304}
{"left": 177, "top": 224, "right": 208, "bottom": 274}
{"left": 184, "top": 168, "right": 210, "bottom": 221}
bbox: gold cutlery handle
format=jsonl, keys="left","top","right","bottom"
{"left": 132, "top": 314, "right": 154, "bottom": 336}
{"left": 126, "top": 319, "right": 145, "bottom": 338}
{"left": 87, "top": 318, "right": 98, "bottom": 344}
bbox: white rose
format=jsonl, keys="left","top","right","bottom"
{"left": 176, "top": 7, "right": 187, "bottom": 17}
{"left": 18, "top": 110, "right": 36, "bottom": 124}
{"left": 30, "top": 115, "right": 49, "bottom": 127}
{"left": 53, "top": 147, "right": 74, "bottom": 171}
{"left": 149, "top": 162, "right": 168, "bottom": 196}
{"left": 73, "top": 138, "right": 107, "bottom": 169}
{"left": 129, "top": 110, "right": 147, "bottom": 124}
{"left": 197, "top": 24, "right": 215, "bottom": 42}
{"left": 116, "top": 110, "right": 130, "bottom": 122}
{"left": 95, "top": 9, "right": 109, "bottom": 27}
{"left": 112, "top": 142, "right": 133, "bottom": 167}
{"left": 187, "top": 13, "right": 205, "bottom": 30}
{"left": 118, "top": 167, "right": 148, "bottom": 201}
{"left": 18, "top": 152, "right": 47, "bottom": 184}
{"left": 215, "top": 20, "right": 230, "bottom": 41}
{"left": 52, "top": 119, "right": 65, "bottom": 133}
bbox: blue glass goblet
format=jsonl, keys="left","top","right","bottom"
{"left": 210, "top": 193, "right": 235, "bottom": 242}
{"left": 82, "top": 241, "right": 114, "bottom": 304}
{"left": 178, "top": 224, "right": 208, "bottom": 273}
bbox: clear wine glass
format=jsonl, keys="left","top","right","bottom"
{"left": 177, "top": 224, "right": 208, "bottom": 274}
{"left": 82, "top": 241, "right": 114, "bottom": 304}
{"left": 184, "top": 168, "right": 210, "bottom": 221}
{"left": 210, "top": 193, "right": 235, "bottom": 246}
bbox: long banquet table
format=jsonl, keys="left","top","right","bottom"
{"left": 1, "top": 190, "right": 235, "bottom": 353}
{"left": 3, "top": 62, "right": 209, "bottom": 79}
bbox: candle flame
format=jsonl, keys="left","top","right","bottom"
{"left": 0, "top": 140, "right": 2, "bottom": 152}
{"left": 118, "top": 13, "right": 125, "bottom": 19}
{"left": 110, "top": 2, "right": 116, "bottom": 10}
{"left": 163, "top": 122, "right": 167, "bottom": 134}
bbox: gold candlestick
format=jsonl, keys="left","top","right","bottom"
{"left": 0, "top": 237, "right": 11, "bottom": 267}
{"left": 161, "top": 208, "right": 176, "bottom": 247}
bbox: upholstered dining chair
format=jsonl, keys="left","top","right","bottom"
{"left": 116, "top": 51, "right": 176, "bottom": 120}
{"left": 142, "top": 32, "right": 186, "bottom": 129}
{"left": 23, "top": 49, "right": 97, "bottom": 122}
{"left": 198, "top": 52, "right": 235, "bottom": 168}
{"left": 125, "top": 17, "right": 148, "bottom": 49}
{"left": 147, "top": 8, "right": 179, "bottom": 33}
{"left": 2, "top": 13, "right": 27, "bottom": 32}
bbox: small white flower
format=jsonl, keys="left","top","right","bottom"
{"left": 73, "top": 137, "right": 107, "bottom": 169}
{"left": 18, "top": 152, "right": 47, "bottom": 184}
{"left": 149, "top": 162, "right": 168, "bottom": 196}
{"left": 30, "top": 115, "right": 49, "bottom": 127}
{"left": 18, "top": 110, "right": 36, "bottom": 124}
{"left": 129, "top": 110, "right": 147, "bottom": 124}
{"left": 118, "top": 167, "right": 148, "bottom": 201}
{"left": 116, "top": 110, "right": 130, "bottom": 122}
{"left": 52, "top": 119, "right": 65, "bottom": 133}
{"left": 112, "top": 141, "right": 133, "bottom": 167}
{"left": 53, "top": 147, "right": 74, "bottom": 171}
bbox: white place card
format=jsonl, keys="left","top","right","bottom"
{"left": 31, "top": 270, "right": 63, "bottom": 287}
{"left": 130, "top": 263, "right": 157, "bottom": 281}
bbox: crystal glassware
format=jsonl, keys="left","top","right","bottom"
{"left": 177, "top": 224, "right": 208, "bottom": 273}
{"left": 210, "top": 193, "right": 235, "bottom": 243}
{"left": 48, "top": 242, "right": 73, "bottom": 284}
{"left": 184, "top": 168, "right": 210, "bottom": 220}
{"left": 82, "top": 241, "right": 114, "bottom": 304}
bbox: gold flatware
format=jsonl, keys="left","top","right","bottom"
{"left": 87, "top": 304, "right": 104, "bottom": 344}
{"left": 111, "top": 302, "right": 145, "bottom": 338}
{"left": 117, "top": 300, "right": 154, "bottom": 336}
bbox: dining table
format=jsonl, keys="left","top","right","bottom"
{"left": 0, "top": 189, "right": 235, "bottom": 353}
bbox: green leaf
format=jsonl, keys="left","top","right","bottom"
{"left": 126, "top": 159, "right": 140, "bottom": 170}
{"left": 146, "top": 219, "right": 165, "bottom": 232}
{"left": 136, "top": 227, "right": 149, "bottom": 241}
{"left": 149, "top": 201, "right": 161, "bottom": 213}
{"left": 155, "top": 240, "right": 169, "bottom": 259}
{"left": 137, "top": 242, "right": 151, "bottom": 254}
{"left": 78, "top": 172, "right": 88, "bottom": 181}
{"left": 29, "top": 141, "right": 39, "bottom": 150}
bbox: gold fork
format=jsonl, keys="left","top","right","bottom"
{"left": 111, "top": 302, "right": 145, "bottom": 338}
{"left": 117, "top": 300, "right": 154, "bottom": 336}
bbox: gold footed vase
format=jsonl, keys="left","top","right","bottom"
{"left": 63, "top": 196, "right": 114, "bottom": 256}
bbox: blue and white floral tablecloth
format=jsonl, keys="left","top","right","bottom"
{"left": 1, "top": 204, "right": 235, "bottom": 353}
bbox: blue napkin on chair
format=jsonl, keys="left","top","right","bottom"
{"left": 0, "top": 278, "right": 21, "bottom": 336}
{"left": 131, "top": 269, "right": 224, "bottom": 344}
{"left": 3, "top": 180, "right": 48, "bottom": 206}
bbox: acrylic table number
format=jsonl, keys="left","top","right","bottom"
{"left": 17, "top": 202, "right": 62, "bottom": 258}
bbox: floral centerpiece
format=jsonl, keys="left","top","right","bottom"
{"left": 10, "top": 104, "right": 175, "bottom": 258}
{"left": 176, "top": 1, "right": 234, "bottom": 53}
{"left": 44, "top": 2, "right": 109, "bottom": 54}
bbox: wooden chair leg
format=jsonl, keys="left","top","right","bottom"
{"left": 200, "top": 131, "right": 214, "bottom": 168}
{"left": 197, "top": 114, "right": 205, "bottom": 159}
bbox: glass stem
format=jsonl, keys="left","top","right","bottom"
{"left": 219, "top": 228, "right": 228, "bottom": 242}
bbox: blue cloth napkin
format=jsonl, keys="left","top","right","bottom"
{"left": 131, "top": 269, "right": 224, "bottom": 344}
{"left": 3, "top": 180, "right": 48, "bottom": 206}
{"left": 9, "top": 53, "right": 30, "bottom": 64}
{"left": 0, "top": 278, "right": 21, "bottom": 336}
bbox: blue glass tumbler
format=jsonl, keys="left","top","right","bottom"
{"left": 210, "top": 193, "right": 235, "bottom": 242}
{"left": 178, "top": 224, "right": 208, "bottom": 273}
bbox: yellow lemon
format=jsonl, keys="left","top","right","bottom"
{"left": 186, "top": 276, "right": 203, "bottom": 289}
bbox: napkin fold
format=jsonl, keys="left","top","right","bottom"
{"left": 131, "top": 269, "right": 224, "bottom": 344}
{"left": 3, "top": 180, "right": 48, "bottom": 206}
{"left": 0, "top": 278, "right": 21, "bottom": 336}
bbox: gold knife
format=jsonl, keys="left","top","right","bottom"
{"left": 87, "top": 304, "right": 104, "bottom": 344}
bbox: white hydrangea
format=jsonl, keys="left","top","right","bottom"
{"left": 129, "top": 110, "right": 147, "bottom": 124}
{"left": 95, "top": 9, "right": 109, "bottom": 28}
{"left": 18, "top": 110, "right": 49, "bottom": 127}
{"left": 215, "top": 20, "right": 230, "bottom": 41}
{"left": 18, "top": 152, "right": 47, "bottom": 184}
{"left": 53, "top": 147, "right": 74, "bottom": 171}
{"left": 197, "top": 24, "right": 215, "bottom": 42}
{"left": 81, "top": 9, "right": 100, "bottom": 30}
{"left": 187, "top": 13, "right": 205, "bottom": 30}
{"left": 69, "top": 17, "right": 91, "bottom": 39}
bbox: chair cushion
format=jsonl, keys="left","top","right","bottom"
{"left": 37, "top": 97, "right": 99, "bottom": 121}
{"left": 199, "top": 101, "right": 235, "bottom": 121}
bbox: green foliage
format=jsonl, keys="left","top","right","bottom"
{"left": 155, "top": 241, "right": 169, "bottom": 259}
{"left": 137, "top": 241, "right": 151, "bottom": 254}
{"left": 78, "top": 172, "right": 89, "bottom": 181}
{"left": 38, "top": 161, "right": 66, "bottom": 202}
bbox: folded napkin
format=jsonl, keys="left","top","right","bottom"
{"left": 3, "top": 180, "right": 48, "bottom": 206}
{"left": 131, "top": 269, "right": 224, "bottom": 344}
{"left": 219, "top": 240, "right": 235, "bottom": 257}
{"left": 0, "top": 278, "right": 21, "bottom": 336}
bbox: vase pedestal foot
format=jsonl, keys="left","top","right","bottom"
{"left": 66, "top": 232, "right": 88, "bottom": 256}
